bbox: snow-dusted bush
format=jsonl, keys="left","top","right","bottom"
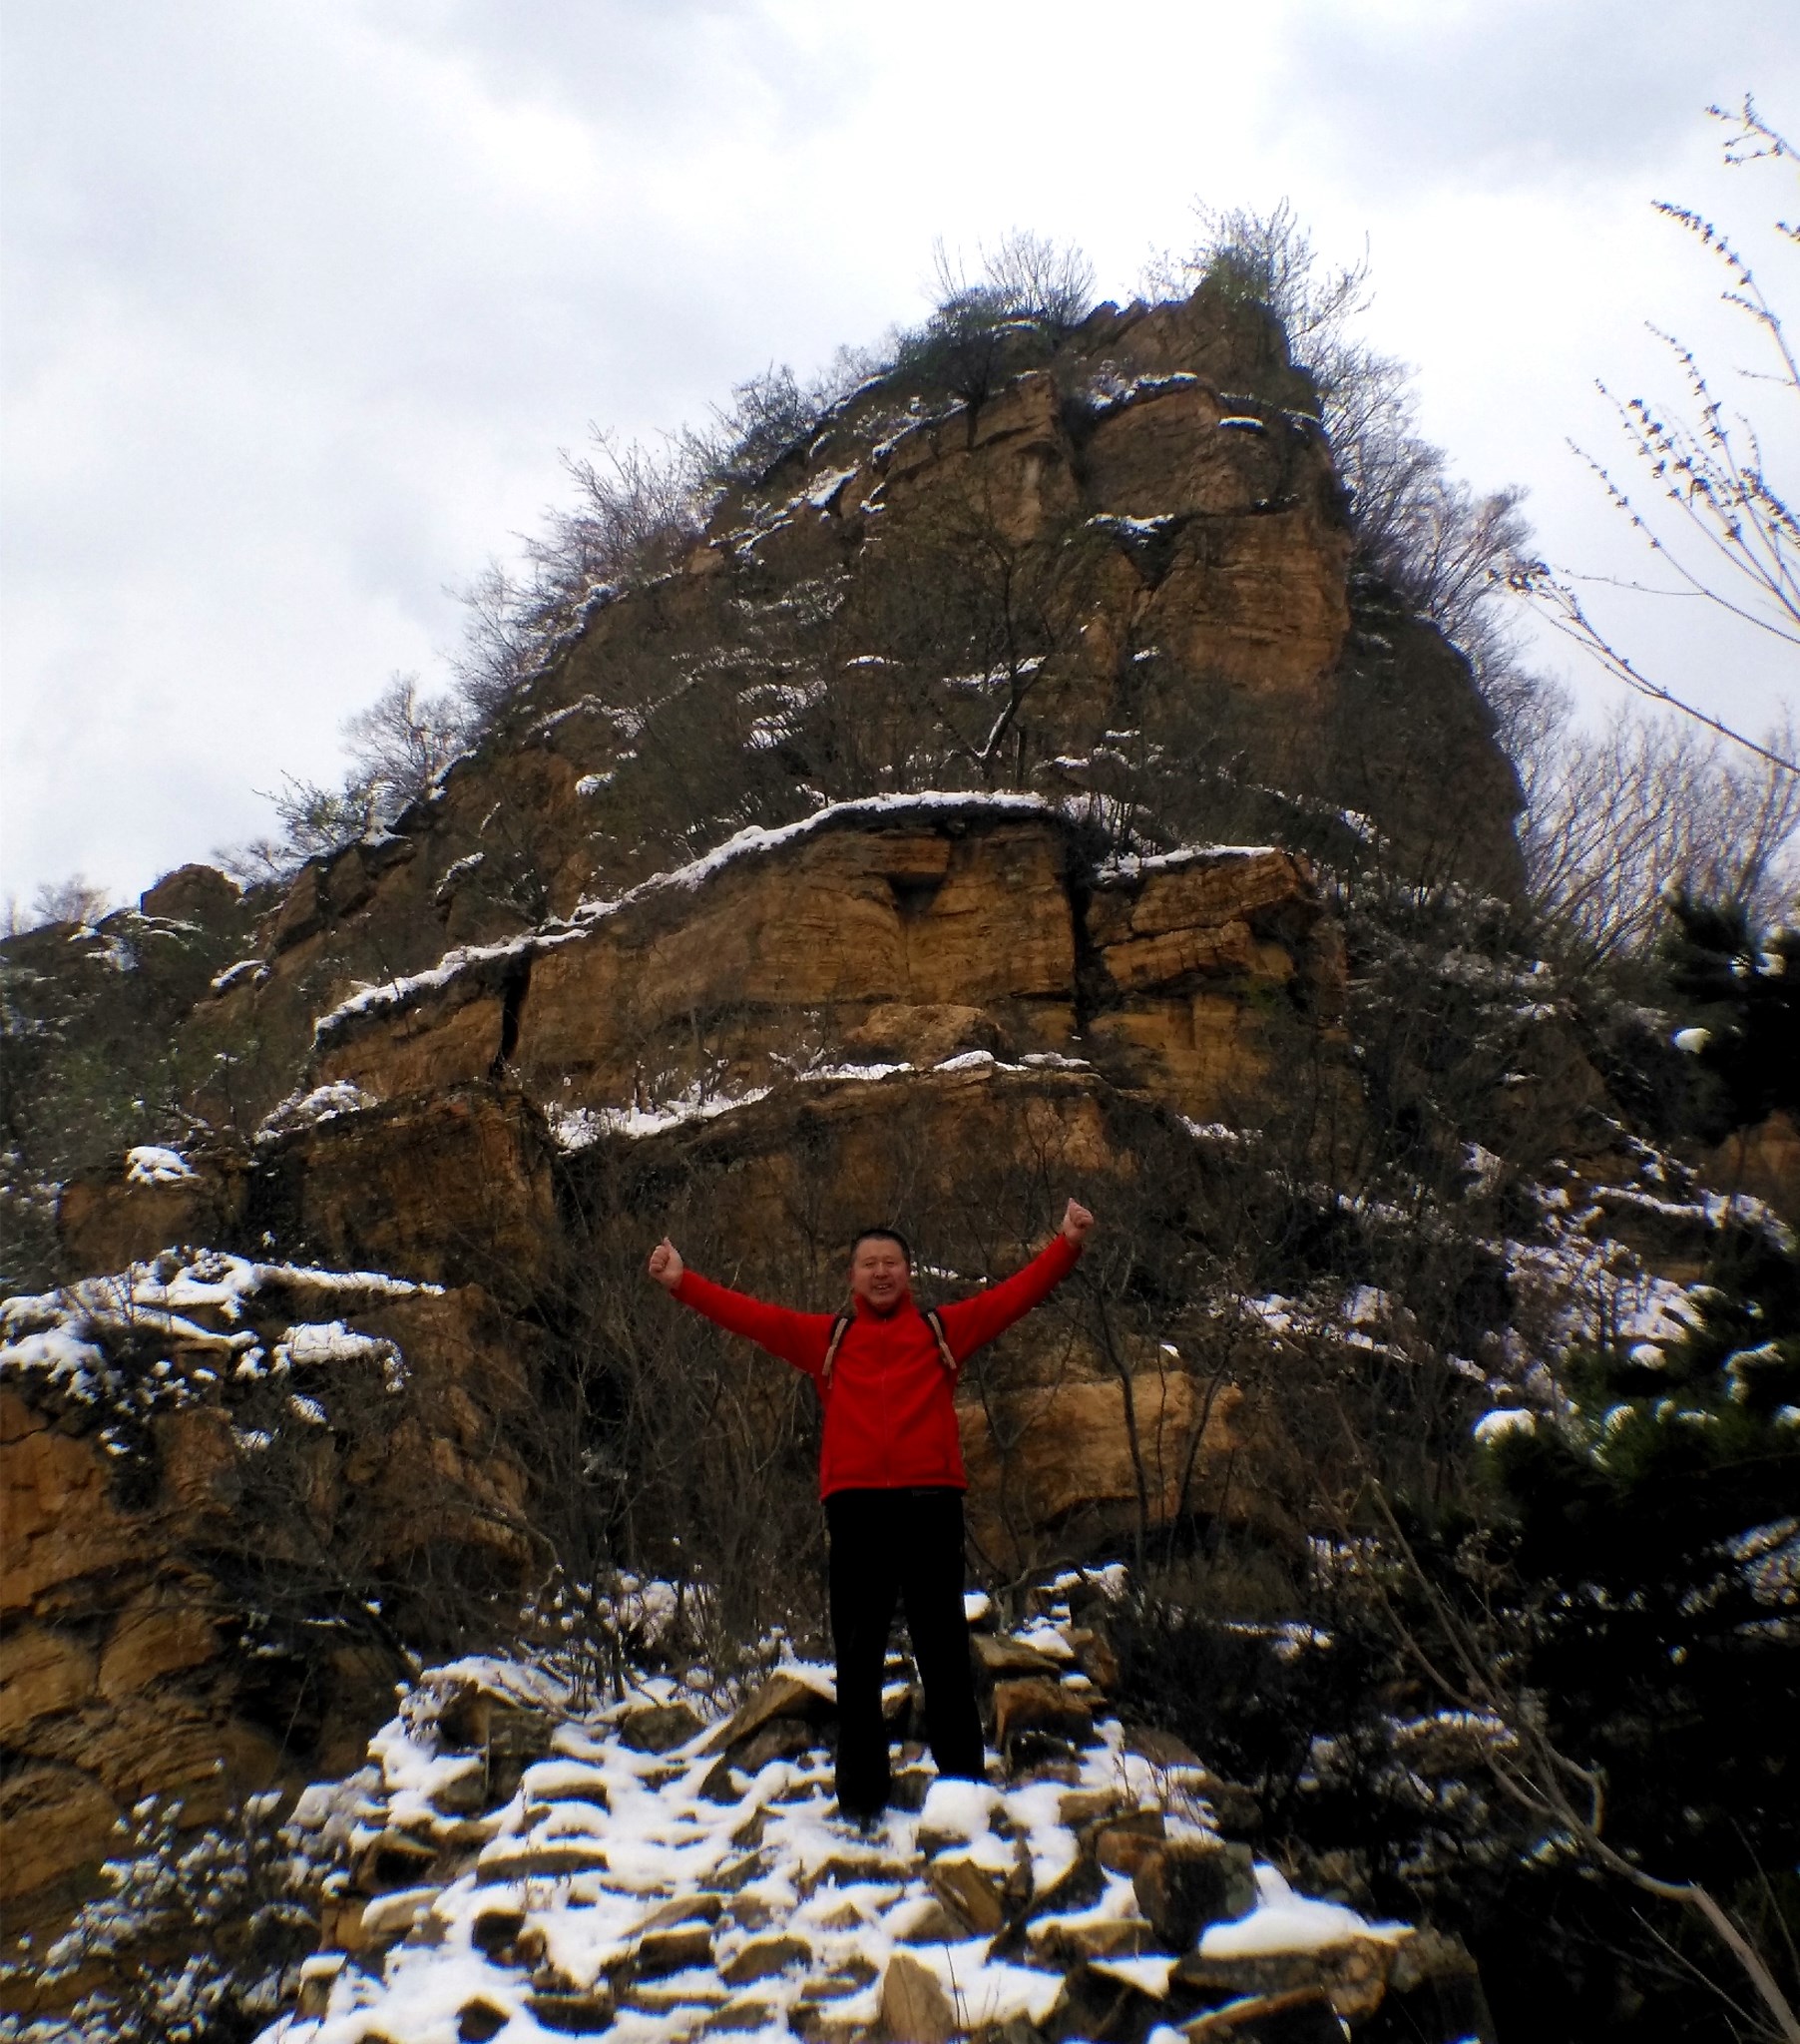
{"left": 0, "top": 1795, "right": 317, "bottom": 2044}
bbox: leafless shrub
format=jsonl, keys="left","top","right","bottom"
{"left": 226, "top": 674, "right": 469, "bottom": 883}
{"left": 973, "top": 229, "right": 1097, "bottom": 335}
{"left": 1148, "top": 202, "right": 1550, "bottom": 747}
{"left": 1521, "top": 704, "right": 1800, "bottom": 972}
{"left": 452, "top": 434, "right": 707, "bottom": 724}
{"left": 894, "top": 233, "right": 1097, "bottom": 416}
{"left": 340, "top": 672, "right": 467, "bottom": 816}
{"left": 683, "top": 363, "right": 815, "bottom": 490}
{"left": 23, "top": 873, "right": 113, "bottom": 931}
{"left": 683, "top": 347, "right": 887, "bottom": 491}
{"left": 927, "top": 230, "right": 1098, "bottom": 337}
{"left": 1511, "top": 96, "right": 1798, "bottom": 774}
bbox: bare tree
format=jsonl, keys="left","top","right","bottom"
{"left": 27, "top": 872, "right": 113, "bottom": 929}
{"left": 975, "top": 229, "right": 1097, "bottom": 335}
{"left": 1512, "top": 97, "right": 1799, "bottom": 776}
{"left": 340, "top": 672, "right": 467, "bottom": 816}
{"left": 1521, "top": 704, "right": 1800, "bottom": 971}
{"left": 452, "top": 434, "right": 707, "bottom": 722}
{"left": 227, "top": 674, "right": 469, "bottom": 880}
{"left": 1354, "top": 1479, "right": 1800, "bottom": 2043}
{"left": 1149, "top": 202, "right": 1549, "bottom": 744}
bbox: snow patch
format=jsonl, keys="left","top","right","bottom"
{"left": 1198, "top": 1864, "right": 1408, "bottom": 1957}
{"left": 1474, "top": 1408, "right": 1536, "bottom": 1444}
{"left": 125, "top": 1146, "right": 195, "bottom": 1186}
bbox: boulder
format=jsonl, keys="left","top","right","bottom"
{"left": 139, "top": 863, "right": 242, "bottom": 927}
{"left": 619, "top": 1701, "right": 704, "bottom": 1753}
{"left": 454, "top": 1999, "right": 511, "bottom": 2043}
{"left": 1179, "top": 1942, "right": 1391, "bottom": 2025}
{"left": 469, "top": 1903, "right": 526, "bottom": 1957}
{"left": 434, "top": 1678, "right": 556, "bottom": 1780}
{"left": 879, "top": 1950, "right": 957, "bottom": 2044}
{"left": 359, "top": 1885, "right": 437, "bottom": 1944}
{"left": 737, "top": 1716, "right": 818, "bottom": 1772}
{"left": 972, "top": 1634, "right": 1063, "bottom": 1681}
{"left": 1181, "top": 1985, "right": 1344, "bottom": 2039}
{"left": 526, "top": 1986, "right": 617, "bottom": 2034}
{"left": 476, "top": 1838, "right": 609, "bottom": 1883}
{"left": 1093, "top": 1810, "right": 1166, "bottom": 1876}
{"left": 1125, "top": 1727, "right": 1204, "bottom": 1770}
{"left": 992, "top": 1677, "right": 1094, "bottom": 1750}
{"left": 1383, "top": 1929, "right": 1496, "bottom": 2041}
{"left": 706, "top": 1668, "right": 836, "bottom": 1751}
{"left": 1065, "top": 1626, "right": 1121, "bottom": 1693}
{"left": 893, "top": 1900, "right": 961, "bottom": 1945}
{"left": 721, "top": 1934, "right": 810, "bottom": 1984}
{"left": 926, "top": 1855, "right": 1009, "bottom": 1934}
{"left": 636, "top": 1921, "right": 715, "bottom": 1976}
{"left": 1057, "top": 1787, "right": 1125, "bottom": 1828}
{"left": 1132, "top": 1838, "right": 1256, "bottom": 1948}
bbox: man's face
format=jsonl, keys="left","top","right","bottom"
{"left": 849, "top": 1237, "right": 911, "bottom": 1312}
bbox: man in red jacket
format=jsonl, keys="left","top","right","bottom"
{"left": 648, "top": 1201, "right": 1093, "bottom": 1822}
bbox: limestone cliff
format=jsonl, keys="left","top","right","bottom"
{"left": 0, "top": 277, "right": 1663, "bottom": 2010}
{"left": 151, "top": 279, "right": 1517, "bottom": 1144}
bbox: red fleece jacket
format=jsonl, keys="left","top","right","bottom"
{"left": 673, "top": 1234, "right": 1083, "bottom": 1497}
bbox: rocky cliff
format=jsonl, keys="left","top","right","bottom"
{"left": 0, "top": 275, "right": 1758, "bottom": 2037}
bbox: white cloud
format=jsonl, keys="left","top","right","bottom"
{"left": 2, "top": 0, "right": 1795, "bottom": 906}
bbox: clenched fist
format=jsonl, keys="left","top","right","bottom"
{"left": 648, "top": 1237, "right": 685, "bottom": 1293}
{"left": 1061, "top": 1199, "right": 1095, "bottom": 1246}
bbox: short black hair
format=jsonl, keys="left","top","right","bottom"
{"left": 849, "top": 1227, "right": 912, "bottom": 1267}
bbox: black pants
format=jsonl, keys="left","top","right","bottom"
{"left": 825, "top": 1486, "right": 986, "bottom": 1817}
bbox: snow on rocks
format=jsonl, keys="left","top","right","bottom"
{"left": 252, "top": 1581, "right": 1475, "bottom": 2044}
{"left": 311, "top": 792, "right": 1057, "bottom": 1047}
{"left": 125, "top": 1144, "right": 196, "bottom": 1185}
{"left": 1472, "top": 1408, "right": 1536, "bottom": 1445}
{"left": 255, "top": 1081, "right": 380, "bottom": 1142}
{"left": 550, "top": 1050, "right": 1092, "bottom": 1152}
{"left": 1198, "top": 1865, "right": 1406, "bottom": 1960}
{"left": 0, "top": 1249, "right": 438, "bottom": 1450}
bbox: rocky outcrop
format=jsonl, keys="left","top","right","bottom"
{"left": 59, "top": 1086, "right": 558, "bottom": 1305}
{"left": 310, "top": 800, "right": 1344, "bottom": 1134}
{"left": 133, "top": 277, "right": 1514, "bottom": 1145}
{"left": 6, "top": 791, "right": 1345, "bottom": 1960}
{"left": 959, "top": 1369, "right": 1262, "bottom": 1571}
{"left": 1708, "top": 1110, "right": 1800, "bottom": 1226}
{"left": 0, "top": 1258, "right": 537, "bottom": 1955}
{"left": 138, "top": 861, "right": 245, "bottom": 928}
{"left": 227, "top": 1578, "right": 1490, "bottom": 2043}
{"left": 0, "top": 277, "right": 1539, "bottom": 2002}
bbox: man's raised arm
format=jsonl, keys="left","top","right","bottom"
{"left": 937, "top": 1200, "right": 1092, "bottom": 1361}
{"left": 647, "top": 1238, "right": 831, "bottom": 1376}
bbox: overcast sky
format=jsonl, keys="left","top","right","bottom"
{"left": 3, "top": 0, "right": 1796, "bottom": 912}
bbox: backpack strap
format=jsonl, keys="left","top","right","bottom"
{"left": 923, "top": 1306, "right": 958, "bottom": 1377}
{"left": 819, "top": 1306, "right": 958, "bottom": 1389}
{"left": 820, "top": 1309, "right": 854, "bottom": 1391}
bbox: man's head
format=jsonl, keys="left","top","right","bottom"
{"left": 849, "top": 1228, "right": 912, "bottom": 1312}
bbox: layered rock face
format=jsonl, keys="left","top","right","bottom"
{"left": 0, "top": 1258, "right": 535, "bottom": 1967}
{"left": 6, "top": 800, "right": 1344, "bottom": 1949}
{"left": 310, "top": 800, "right": 1341, "bottom": 1129}
{"left": 159, "top": 278, "right": 1517, "bottom": 1142}
{"left": 1, "top": 278, "right": 1527, "bottom": 1972}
